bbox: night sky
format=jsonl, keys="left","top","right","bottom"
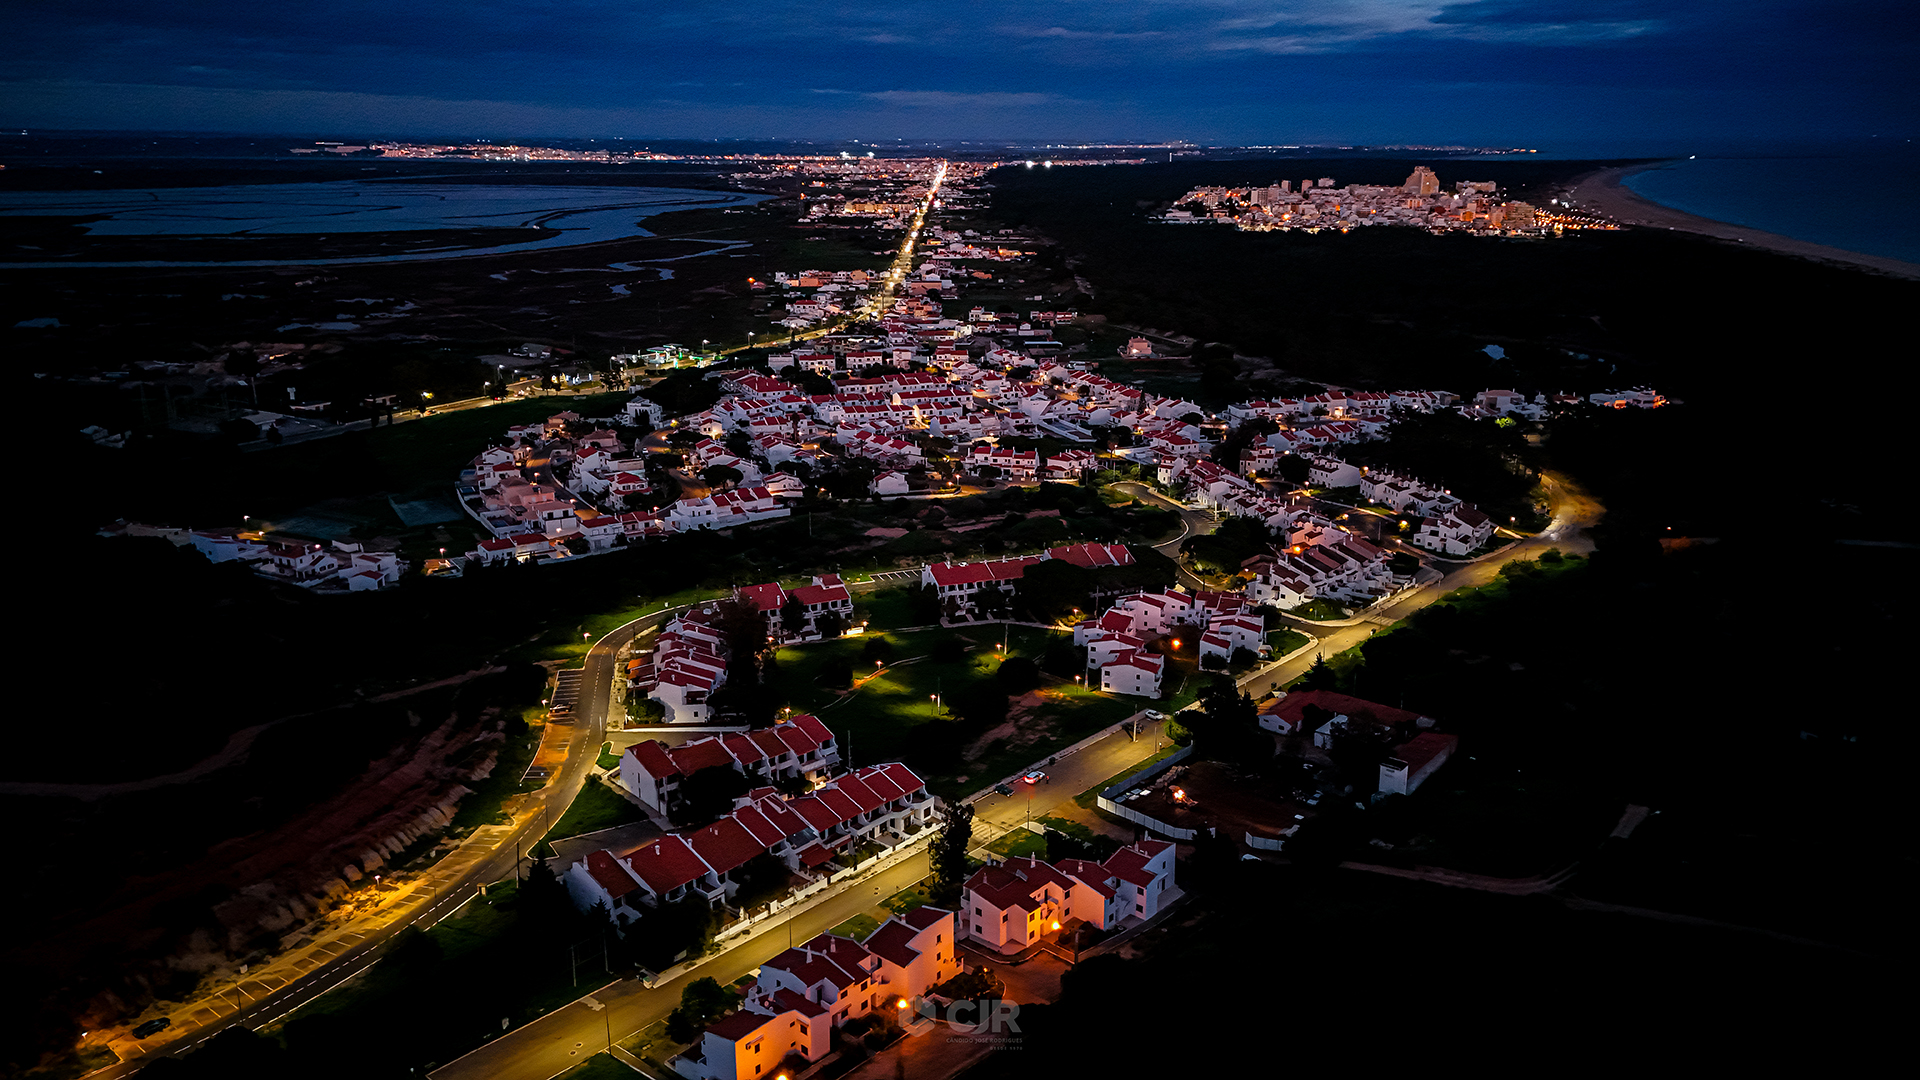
{"left": 4, "top": 2, "right": 1916, "bottom": 152}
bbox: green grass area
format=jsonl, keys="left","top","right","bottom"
{"left": 509, "top": 586, "right": 728, "bottom": 666}
{"left": 1281, "top": 598, "right": 1350, "bottom": 622}
{"left": 596, "top": 741, "right": 623, "bottom": 770}
{"left": 1073, "top": 744, "right": 1184, "bottom": 808}
{"left": 449, "top": 708, "right": 547, "bottom": 831}
{"left": 883, "top": 883, "right": 933, "bottom": 915}
{"left": 773, "top": 622, "right": 1155, "bottom": 800}
{"left": 985, "top": 828, "right": 1049, "bottom": 859}
{"left": 1038, "top": 816, "right": 1098, "bottom": 843}
{"left": 854, "top": 586, "right": 923, "bottom": 631}
{"left": 831, "top": 912, "right": 883, "bottom": 939}
{"left": 1269, "top": 628, "right": 1313, "bottom": 655}
{"left": 545, "top": 778, "right": 649, "bottom": 844}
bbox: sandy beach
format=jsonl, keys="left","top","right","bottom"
{"left": 1562, "top": 163, "right": 1920, "bottom": 281}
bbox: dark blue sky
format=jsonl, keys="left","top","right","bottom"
{"left": 4, "top": 1, "right": 1914, "bottom": 152}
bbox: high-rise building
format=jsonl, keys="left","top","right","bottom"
{"left": 1316, "top": 177, "right": 1336, "bottom": 188}
{"left": 1404, "top": 167, "right": 1440, "bottom": 196}
{"left": 1279, "top": 180, "right": 1293, "bottom": 193}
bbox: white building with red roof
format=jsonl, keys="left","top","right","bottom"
{"left": 961, "top": 841, "right": 1175, "bottom": 955}
{"left": 570, "top": 761, "right": 933, "bottom": 919}
{"left": 919, "top": 555, "right": 1048, "bottom": 618}
{"left": 674, "top": 907, "right": 959, "bottom": 1080}
{"left": 1379, "top": 732, "right": 1458, "bottom": 795}
{"left": 1098, "top": 650, "right": 1164, "bottom": 698}
{"left": 1411, "top": 506, "right": 1495, "bottom": 556}
{"left": 788, "top": 575, "right": 853, "bottom": 635}
{"left": 619, "top": 714, "right": 842, "bottom": 811}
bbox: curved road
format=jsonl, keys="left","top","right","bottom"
{"left": 1236, "top": 470, "right": 1603, "bottom": 694}
{"left": 1111, "top": 480, "right": 1218, "bottom": 591}
{"left": 98, "top": 612, "right": 669, "bottom": 1076}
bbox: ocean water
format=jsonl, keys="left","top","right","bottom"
{"left": 1622, "top": 145, "right": 1920, "bottom": 265}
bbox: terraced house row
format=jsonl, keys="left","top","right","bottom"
{"left": 566, "top": 761, "right": 936, "bottom": 915}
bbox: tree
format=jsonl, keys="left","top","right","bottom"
{"left": 996, "top": 656, "right": 1041, "bottom": 694}
{"left": 731, "top": 852, "right": 794, "bottom": 909}
{"left": 701, "top": 464, "right": 744, "bottom": 490}
{"left": 780, "top": 593, "right": 807, "bottom": 638}
{"left": 929, "top": 803, "right": 976, "bottom": 906}
{"left": 676, "top": 764, "right": 749, "bottom": 824}
{"left": 1276, "top": 453, "right": 1311, "bottom": 485}
{"left": 1016, "top": 558, "right": 1093, "bottom": 622}
{"left": 949, "top": 681, "right": 1010, "bottom": 729}
{"left": 710, "top": 597, "right": 771, "bottom": 660}
{"left": 907, "top": 583, "right": 943, "bottom": 625}
{"left": 860, "top": 635, "right": 895, "bottom": 665}
{"left": 520, "top": 855, "right": 568, "bottom": 920}
{"left": 814, "top": 608, "right": 846, "bottom": 638}
{"left": 1325, "top": 708, "right": 1397, "bottom": 792}
{"left": 976, "top": 584, "right": 1011, "bottom": 620}
{"left": 1201, "top": 652, "right": 1227, "bottom": 671}
{"left": 1186, "top": 675, "right": 1268, "bottom": 768}
{"left": 1300, "top": 654, "right": 1339, "bottom": 691}
{"left": 818, "top": 657, "right": 854, "bottom": 689}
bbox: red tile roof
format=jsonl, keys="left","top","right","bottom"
{"left": 581, "top": 849, "right": 641, "bottom": 901}
{"left": 669, "top": 738, "right": 736, "bottom": 776}
{"left": 862, "top": 920, "right": 924, "bottom": 968}
{"left": 628, "top": 740, "right": 678, "bottom": 779}
{"left": 1261, "top": 689, "right": 1429, "bottom": 731}
{"left": 1389, "top": 732, "right": 1457, "bottom": 774}
{"left": 623, "top": 836, "right": 710, "bottom": 894}
{"left": 736, "top": 582, "right": 787, "bottom": 612}
{"left": 704, "top": 1010, "right": 779, "bottom": 1041}
{"left": 1102, "top": 847, "right": 1159, "bottom": 889}
{"left": 902, "top": 905, "right": 951, "bottom": 931}
{"left": 687, "top": 817, "right": 763, "bottom": 876}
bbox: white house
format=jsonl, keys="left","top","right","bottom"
{"left": 1099, "top": 651, "right": 1164, "bottom": 698}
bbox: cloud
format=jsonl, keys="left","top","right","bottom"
{"left": 861, "top": 91, "right": 1080, "bottom": 109}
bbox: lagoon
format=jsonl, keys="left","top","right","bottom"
{"left": 0, "top": 180, "right": 767, "bottom": 268}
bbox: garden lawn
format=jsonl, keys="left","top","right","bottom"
{"left": 831, "top": 913, "right": 883, "bottom": 940}
{"left": 1269, "top": 629, "right": 1313, "bottom": 655}
{"left": 773, "top": 622, "right": 1168, "bottom": 801}
{"left": 596, "top": 741, "right": 623, "bottom": 770}
{"left": 985, "top": 829, "right": 1049, "bottom": 859}
{"left": 545, "top": 778, "right": 649, "bottom": 844}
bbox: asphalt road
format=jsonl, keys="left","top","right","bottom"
{"left": 1238, "top": 470, "right": 1603, "bottom": 695}
{"left": 1111, "top": 480, "right": 1219, "bottom": 590}
{"left": 97, "top": 616, "right": 663, "bottom": 1076}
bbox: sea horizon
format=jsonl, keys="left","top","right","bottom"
{"left": 1618, "top": 142, "right": 1920, "bottom": 265}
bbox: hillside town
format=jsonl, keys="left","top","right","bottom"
{"left": 1163, "top": 166, "right": 1620, "bottom": 235}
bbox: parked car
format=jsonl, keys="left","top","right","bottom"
{"left": 1144, "top": 709, "right": 1167, "bottom": 721}
{"left": 133, "top": 1018, "right": 171, "bottom": 1038}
